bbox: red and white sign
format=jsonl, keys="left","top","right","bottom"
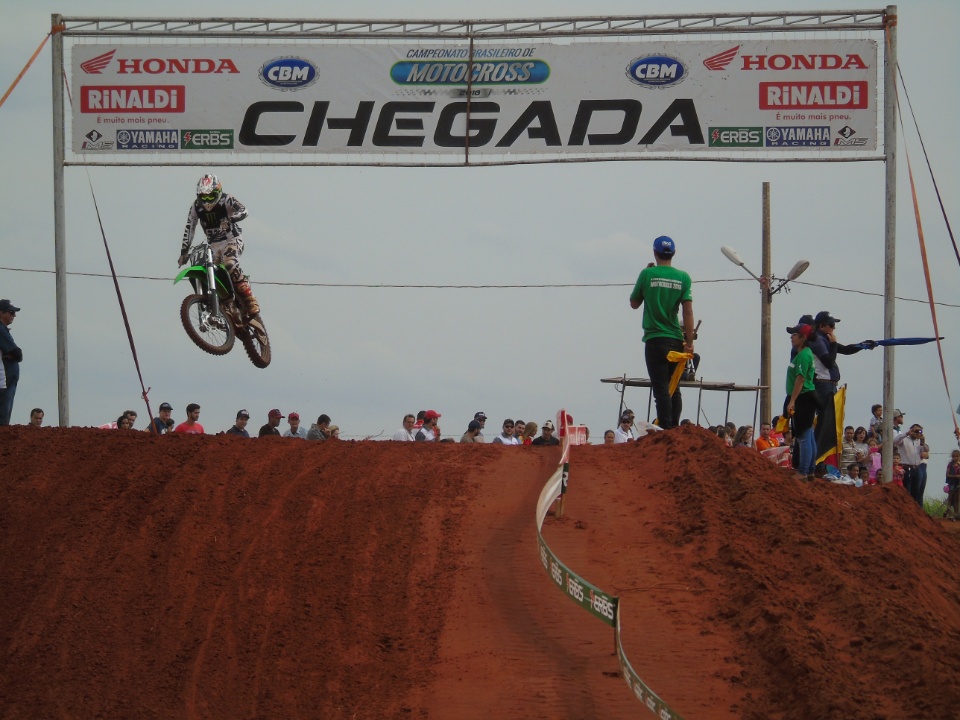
{"left": 80, "top": 49, "right": 239, "bottom": 75}
{"left": 70, "top": 39, "right": 877, "bottom": 155}
{"left": 80, "top": 86, "right": 186, "bottom": 113}
{"left": 741, "top": 53, "right": 868, "bottom": 71}
{"left": 80, "top": 50, "right": 115, "bottom": 74}
{"left": 759, "top": 81, "right": 868, "bottom": 110}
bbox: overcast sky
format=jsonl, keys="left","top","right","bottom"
{"left": 1, "top": 0, "right": 957, "bottom": 470}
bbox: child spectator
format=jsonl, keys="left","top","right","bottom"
{"left": 890, "top": 452, "right": 904, "bottom": 488}
{"left": 945, "top": 450, "right": 960, "bottom": 520}
{"left": 838, "top": 463, "right": 863, "bottom": 487}
{"left": 865, "top": 437, "right": 882, "bottom": 484}
{"left": 852, "top": 427, "right": 870, "bottom": 473}
{"left": 868, "top": 403, "right": 883, "bottom": 441}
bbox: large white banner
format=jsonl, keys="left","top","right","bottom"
{"left": 71, "top": 40, "right": 877, "bottom": 156}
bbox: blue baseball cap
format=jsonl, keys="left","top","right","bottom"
{"left": 653, "top": 235, "right": 675, "bottom": 257}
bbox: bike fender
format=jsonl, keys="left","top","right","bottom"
{"left": 174, "top": 265, "right": 232, "bottom": 294}
{"left": 174, "top": 265, "right": 205, "bottom": 285}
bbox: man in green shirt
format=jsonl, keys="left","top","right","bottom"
{"left": 629, "top": 236, "right": 695, "bottom": 429}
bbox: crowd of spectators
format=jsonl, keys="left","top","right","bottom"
{"left": 37, "top": 405, "right": 571, "bottom": 448}
{"left": 18, "top": 400, "right": 955, "bottom": 509}
{"left": 720, "top": 402, "right": 950, "bottom": 509}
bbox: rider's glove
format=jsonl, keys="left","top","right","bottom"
{"left": 220, "top": 219, "right": 231, "bottom": 233}
{"left": 178, "top": 254, "right": 188, "bottom": 267}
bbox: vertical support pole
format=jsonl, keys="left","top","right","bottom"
{"left": 697, "top": 382, "right": 704, "bottom": 426}
{"left": 752, "top": 378, "right": 761, "bottom": 433}
{"left": 760, "top": 182, "right": 772, "bottom": 426}
{"left": 464, "top": 35, "right": 474, "bottom": 166}
{"left": 881, "top": 5, "right": 898, "bottom": 483}
{"left": 618, "top": 373, "right": 627, "bottom": 419}
{"left": 51, "top": 14, "right": 69, "bottom": 427}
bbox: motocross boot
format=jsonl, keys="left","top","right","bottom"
{"left": 235, "top": 280, "right": 261, "bottom": 317}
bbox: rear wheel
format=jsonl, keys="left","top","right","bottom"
{"left": 240, "top": 315, "right": 271, "bottom": 368}
{"left": 180, "top": 294, "right": 235, "bottom": 355}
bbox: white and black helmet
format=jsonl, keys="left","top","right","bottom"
{"left": 196, "top": 173, "right": 222, "bottom": 210}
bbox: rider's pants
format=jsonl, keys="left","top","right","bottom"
{"left": 208, "top": 237, "right": 245, "bottom": 285}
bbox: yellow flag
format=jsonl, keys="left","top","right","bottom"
{"left": 666, "top": 351, "right": 694, "bottom": 396}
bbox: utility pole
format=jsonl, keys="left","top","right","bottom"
{"left": 760, "top": 183, "right": 772, "bottom": 425}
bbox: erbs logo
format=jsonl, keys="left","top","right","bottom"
{"left": 590, "top": 591, "right": 616, "bottom": 621}
{"left": 259, "top": 57, "right": 318, "bottom": 91}
{"left": 181, "top": 130, "right": 234, "bottom": 149}
{"left": 709, "top": 127, "right": 763, "bottom": 147}
{"left": 626, "top": 54, "right": 688, "bottom": 88}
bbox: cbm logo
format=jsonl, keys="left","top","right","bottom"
{"left": 259, "top": 57, "right": 318, "bottom": 91}
{"left": 626, "top": 54, "right": 688, "bottom": 88}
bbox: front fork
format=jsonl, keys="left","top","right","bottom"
{"left": 204, "top": 247, "right": 221, "bottom": 318}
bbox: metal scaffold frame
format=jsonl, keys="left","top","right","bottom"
{"left": 50, "top": 8, "right": 899, "bottom": 490}
{"left": 59, "top": 11, "right": 886, "bottom": 38}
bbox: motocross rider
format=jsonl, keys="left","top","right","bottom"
{"left": 179, "top": 174, "right": 260, "bottom": 317}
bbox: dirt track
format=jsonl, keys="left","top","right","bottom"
{"left": 2, "top": 425, "right": 959, "bottom": 719}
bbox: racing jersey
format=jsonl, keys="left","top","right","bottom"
{"left": 181, "top": 194, "right": 247, "bottom": 254}
{"left": 629, "top": 265, "right": 693, "bottom": 343}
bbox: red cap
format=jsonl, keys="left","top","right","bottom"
{"left": 268, "top": 409, "right": 285, "bottom": 418}
{"left": 424, "top": 410, "right": 441, "bottom": 420}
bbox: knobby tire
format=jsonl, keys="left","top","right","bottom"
{"left": 240, "top": 316, "right": 271, "bottom": 369}
{"left": 180, "top": 293, "right": 235, "bottom": 356}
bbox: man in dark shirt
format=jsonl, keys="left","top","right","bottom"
{"left": 0, "top": 299, "right": 23, "bottom": 426}
{"left": 227, "top": 409, "right": 251, "bottom": 437}
{"left": 531, "top": 420, "right": 560, "bottom": 446}
{"left": 259, "top": 408, "right": 284, "bottom": 437}
{"left": 149, "top": 402, "right": 174, "bottom": 435}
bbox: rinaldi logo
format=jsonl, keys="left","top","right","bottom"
{"left": 80, "top": 86, "right": 185, "bottom": 113}
{"left": 759, "top": 81, "right": 867, "bottom": 109}
{"left": 80, "top": 50, "right": 116, "bottom": 74}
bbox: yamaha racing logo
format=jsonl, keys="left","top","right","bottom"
{"left": 259, "top": 57, "right": 318, "bottom": 91}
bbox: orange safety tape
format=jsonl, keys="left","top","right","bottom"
{"left": 904, "top": 149, "right": 960, "bottom": 445}
{"left": 887, "top": 24, "right": 960, "bottom": 446}
{"left": 0, "top": 32, "right": 54, "bottom": 110}
{"left": 59, "top": 58, "right": 156, "bottom": 427}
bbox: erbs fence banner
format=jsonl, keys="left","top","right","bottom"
{"left": 71, "top": 40, "right": 877, "bottom": 156}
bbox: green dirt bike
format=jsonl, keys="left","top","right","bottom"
{"left": 174, "top": 244, "right": 271, "bottom": 368}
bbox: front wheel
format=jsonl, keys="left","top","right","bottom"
{"left": 240, "top": 315, "right": 271, "bottom": 368}
{"left": 180, "top": 294, "right": 235, "bottom": 355}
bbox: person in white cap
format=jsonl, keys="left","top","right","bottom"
{"left": 531, "top": 420, "right": 560, "bottom": 446}
{"left": 613, "top": 413, "right": 635, "bottom": 443}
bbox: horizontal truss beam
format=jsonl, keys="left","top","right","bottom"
{"left": 59, "top": 11, "right": 887, "bottom": 38}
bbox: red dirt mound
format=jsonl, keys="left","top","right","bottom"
{"left": 1, "top": 425, "right": 959, "bottom": 720}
